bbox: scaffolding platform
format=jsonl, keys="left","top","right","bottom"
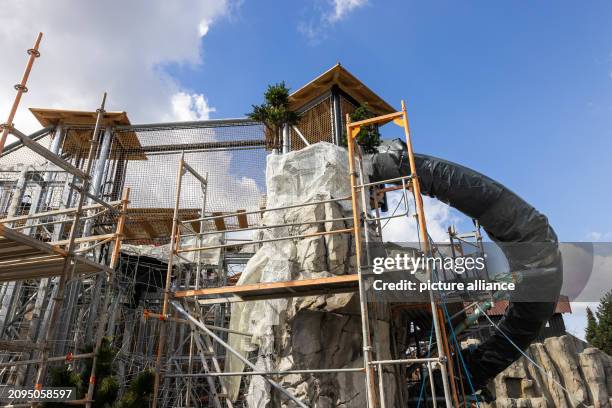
{"left": 173, "top": 274, "right": 360, "bottom": 304}
{"left": 0, "top": 224, "right": 110, "bottom": 282}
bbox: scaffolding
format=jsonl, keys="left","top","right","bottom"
{"left": 0, "top": 35, "right": 134, "bottom": 408}
{"left": 0, "top": 36, "right": 488, "bottom": 408}
{"left": 139, "top": 100, "right": 480, "bottom": 408}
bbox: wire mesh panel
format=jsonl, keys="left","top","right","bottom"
{"left": 289, "top": 93, "right": 358, "bottom": 151}
{"left": 113, "top": 121, "right": 267, "bottom": 244}
{"left": 290, "top": 96, "right": 334, "bottom": 150}
{"left": 0, "top": 120, "right": 268, "bottom": 246}
{"left": 340, "top": 94, "right": 358, "bottom": 125}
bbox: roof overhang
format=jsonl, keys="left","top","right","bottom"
{"left": 289, "top": 63, "right": 395, "bottom": 115}
{"left": 29, "top": 108, "right": 146, "bottom": 160}
{"left": 29, "top": 108, "right": 132, "bottom": 128}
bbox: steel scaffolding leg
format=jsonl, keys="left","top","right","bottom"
{"left": 399, "top": 100, "right": 454, "bottom": 407}
{"left": 171, "top": 301, "right": 308, "bottom": 408}
{"left": 33, "top": 93, "right": 107, "bottom": 391}
{"left": 345, "top": 114, "right": 380, "bottom": 408}
{"left": 152, "top": 152, "right": 185, "bottom": 408}
{"left": 84, "top": 188, "right": 130, "bottom": 407}
{"left": 0, "top": 32, "right": 42, "bottom": 156}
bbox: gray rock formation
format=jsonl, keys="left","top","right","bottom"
{"left": 485, "top": 335, "right": 612, "bottom": 408}
{"left": 225, "top": 143, "right": 396, "bottom": 407}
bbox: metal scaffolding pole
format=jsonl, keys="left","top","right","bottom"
{"left": 398, "top": 100, "right": 454, "bottom": 407}
{"left": 0, "top": 33, "right": 42, "bottom": 156}
{"left": 171, "top": 301, "right": 308, "bottom": 408}
{"left": 152, "top": 152, "right": 184, "bottom": 408}
{"left": 346, "top": 113, "right": 378, "bottom": 408}
{"left": 84, "top": 188, "right": 130, "bottom": 407}
{"left": 33, "top": 93, "right": 107, "bottom": 390}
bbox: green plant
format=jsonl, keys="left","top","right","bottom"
{"left": 587, "top": 289, "right": 612, "bottom": 355}
{"left": 342, "top": 103, "right": 382, "bottom": 153}
{"left": 44, "top": 365, "right": 83, "bottom": 408}
{"left": 247, "top": 82, "right": 299, "bottom": 149}
{"left": 77, "top": 338, "right": 119, "bottom": 407}
{"left": 96, "top": 376, "right": 119, "bottom": 408}
{"left": 586, "top": 307, "right": 598, "bottom": 344}
{"left": 116, "top": 370, "right": 155, "bottom": 408}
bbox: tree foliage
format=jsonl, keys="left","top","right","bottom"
{"left": 116, "top": 370, "right": 155, "bottom": 408}
{"left": 44, "top": 337, "right": 119, "bottom": 408}
{"left": 45, "top": 366, "right": 83, "bottom": 408}
{"left": 247, "top": 82, "right": 299, "bottom": 149}
{"left": 343, "top": 103, "right": 382, "bottom": 153}
{"left": 586, "top": 307, "right": 598, "bottom": 344}
{"left": 586, "top": 289, "right": 612, "bottom": 355}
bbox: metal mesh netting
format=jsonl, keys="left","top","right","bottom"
{"left": 0, "top": 120, "right": 267, "bottom": 245}
{"left": 289, "top": 93, "right": 358, "bottom": 151}
{"left": 290, "top": 96, "right": 334, "bottom": 150}
{"left": 340, "top": 94, "right": 358, "bottom": 125}
{"left": 114, "top": 122, "right": 266, "bottom": 244}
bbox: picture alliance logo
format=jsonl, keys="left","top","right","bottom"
{"left": 371, "top": 254, "right": 487, "bottom": 275}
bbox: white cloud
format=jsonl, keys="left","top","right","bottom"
{"left": 199, "top": 19, "right": 212, "bottom": 37}
{"left": 0, "top": 0, "right": 231, "bottom": 134}
{"left": 171, "top": 92, "right": 216, "bottom": 121}
{"left": 299, "top": 0, "right": 367, "bottom": 43}
{"left": 327, "top": 0, "right": 368, "bottom": 22}
{"left": 586, "top": 231, "right": 612, "bottom": 241}
{"left": 379, "top": 192, "right": 464, "bottom": 243}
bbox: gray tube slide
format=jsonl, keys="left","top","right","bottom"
{"left": 367, "top": 139, "right": 563, "bottom": 389}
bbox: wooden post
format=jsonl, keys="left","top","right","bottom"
{"left": 399, "top": 101, "right": 428, "bottom": 251}
{"left": 84, "top": 188, "right": 130, "bottom": 407}
{"left": 399, "top": 100, "right": 454, "bottom": 406}
{"left": 346, "top": 114, "right": 378, "bottom": 408}
{"left": 0, "top": 33, "right": 42, "bottom": 156}
{"left": 152, "top": 153, "right": 185, "bottom": 408}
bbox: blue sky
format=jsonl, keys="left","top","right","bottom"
{"left": 166, "top": 0, "right": 612, "bottom": 242}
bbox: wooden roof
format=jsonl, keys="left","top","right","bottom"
{"left": 30, "top": 108, "right": 132, "bottom": 127}
{"left": 289, "top": 63, "right": 395, "bottom": 115}
{"left": 29, "top": 108, "right": 146, "bottom": 161}
{"left": 124, "top": 208, "right": 201, "bottom": 242}
{"left": 123, "top": 208, "right": 255, "bottom": 243}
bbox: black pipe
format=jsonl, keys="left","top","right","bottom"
{"left": 367, "top": 139, "right": 562, "bottom": 389}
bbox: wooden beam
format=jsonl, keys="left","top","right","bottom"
{"left": 0, "top": 225, "right": 66, "bottom": 256}
{"left": 212, "top": 212, "right": 226, "bottom": 231}
{"left": 347, "top": 111, "right": 403, "bottom": 129}
{"left": 50, "top": 232, "right": 116, "bottom": 247}
{"left": 174, "top": 274, "right": 359, "bottom": 299}
{"left": 236, "top": 210, "right": 248, "bottom": 228}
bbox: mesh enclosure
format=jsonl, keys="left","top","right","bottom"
{"left": 112, "top": 121, "right": 267, "bottom": 244}
{"left": 290, "top": 96, "right": 334, "bottom": 149}
{"left": 0, "top": 120, "right": 268, "bottom": 246}
{"left": 340, "top": 94, "right": 358, "bottom": 125}
{"left": 289, "top": 93, "right": 358, "bottom": 151}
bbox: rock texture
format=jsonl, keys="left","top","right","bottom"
{"left": 225, "top": 143, "right": 395, "bottom": 407}
{"left": 485, "top": 335, "right": 612, "bottom": 408}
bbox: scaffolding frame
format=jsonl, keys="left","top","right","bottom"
{"left": 145, "top": 101, "right": 462, "bottom": 408}
{"left": 345, "top": 101, "right": 455, "bottom": 407}
{"left": 0, "top": 35, "right": 463, "bottom": 406}
{"left": 0, "top": 40, "right": 133, "bottom": 404}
